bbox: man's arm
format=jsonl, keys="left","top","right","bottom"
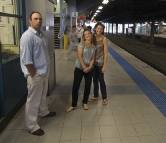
{"left": 26, "top": 64, "right": 36, "bottom": 78}
{"left": 20, "top": 36, "right": 35, "bottom": 77}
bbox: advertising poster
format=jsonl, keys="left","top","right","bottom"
{"left": 0, "top": 25, "right": 14, "bottom": 44}
{"left": 0, "top": 0, "right": 13, "bottom": 5}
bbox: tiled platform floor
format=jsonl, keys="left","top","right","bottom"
{"left": 0, "top": 41, "right": 166, "bottom": 143}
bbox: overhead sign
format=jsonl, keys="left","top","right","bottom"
{"left": 78, "top": 16, "right": 86, "bottom": 20}
{"left": 71, "top": 12, "right": 78, "bottom": 17}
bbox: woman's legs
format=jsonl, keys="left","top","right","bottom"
{"left": 92, "top": 66, "right": 99, "bottom": 98}
{"left": 93, "top": 66, "right": 107, "bottom": 100}
{"left": 97, "top": 66, "right": 107, "bottom": 100}
{"left": 78, "top": 38, "right": 81, "bottom": 43}
{"left": 82, "top": 70, "right": 93, "bottom": 104}
{"left": 72, "top": 68, "right": 83, "bottom": 107}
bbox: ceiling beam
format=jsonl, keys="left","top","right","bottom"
{"left": 77, "top": 0, "right": 102, "bottom": 15}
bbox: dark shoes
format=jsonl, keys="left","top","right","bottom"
{"left": 30, "top": 128, "right": 44, "bottom": 136}
{"left": 42, "top": 111, "right": 56, "bottom": 118}
{"left": 29, "top": 112, "right": 56, "bottom": 136}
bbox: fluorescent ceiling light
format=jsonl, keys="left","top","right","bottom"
{"left": 98, "top": 6, "right": 103, "bottom": 9}
{"left": 96, "top": 10, "right": 100, "bottom": 13}
{"left": 102, "top": 0, "right": 109, "bottom": 4}
{"left": 95, "top": 13, "right": 97, "bottom": 15}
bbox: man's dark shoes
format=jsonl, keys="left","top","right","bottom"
{"left": 30, "top": 128, "right": 44, "bottom": 136}
{"left": 43, "top": 111, "right": 56, "bottom": 118}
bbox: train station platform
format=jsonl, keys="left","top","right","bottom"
{"left": 136, "top": 33, "right": 166, "bottom": 38}
{"left": 0, "top": 40, "right": 166, "bottom": 143}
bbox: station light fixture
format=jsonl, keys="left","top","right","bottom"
{"left": 98, "top": 6, "right": 103, "bottom": 9}
{"left": 102, "top": 0, "right": 109, "bottom": 4}
{"left": 96, "top": 10, "right": 100, "bottom": 13}
{"left": 93, "top": 12, "right": 98, "bottom": 18}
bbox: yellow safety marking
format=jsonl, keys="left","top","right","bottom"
{"left": 64, "top": 34, "right": 67, "bottom": 50}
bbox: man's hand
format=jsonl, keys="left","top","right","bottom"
{"left": 31, "top": 72, "right": 36, "bottom": 79}
{"left": 26, "top": 64, "right": 36, "bottom": 78}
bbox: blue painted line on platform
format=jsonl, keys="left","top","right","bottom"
{"left": 108, "top": 46, "right": 166, "bottom": 116}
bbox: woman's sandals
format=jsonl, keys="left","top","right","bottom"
{"left": 65, "top": 106, "right": 77, "bottom": 113}
{"left": 102, "top": 99, "right": 108, "bottom": 105}
{"left": 82, "top": 104, "right": 89, "bottom": 110}
{"left": 65, "top": 104, "right": 89, "bottom": 112}
{"left": 89, "top": 97, "right": 108, "bottom": 105}
{"left": 89, "top": 97, "right": 98, "bottom": 102}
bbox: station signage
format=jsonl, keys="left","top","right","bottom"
{"left": 71, "top": 12, "right": 78, "bottom": 17}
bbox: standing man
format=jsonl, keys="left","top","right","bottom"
{"left": 20, "top": 11, "right": 56, "bottom": 136}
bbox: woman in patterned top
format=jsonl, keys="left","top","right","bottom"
{"left": 89, "top": 22, "right": 108, "bottom": 105}
{"left": 65, "top": 29, "right": 96, "bottom": 112}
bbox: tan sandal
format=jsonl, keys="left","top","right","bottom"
{"left": 82, "top": 104, "right": 89, "bottom": 110}
{"left": 65, "top": 106, "right": 77, "bottom": 113}
{"left": 102, "top": 99, "right": 108, "bottom": 105}
{"left": 89, "top": 97, "right": 98, "bottom": 102}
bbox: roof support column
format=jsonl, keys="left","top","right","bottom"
{"left": 66, "top": 0, "right": 77, "bottom": 27}
{"left": 145, "top": 23, "right": 149, "bottom": 34}
{"left": 109, "top": 23, "right": 111, "bottom": 34}
{"left": 116, "top": 22, "right": 118, "bottom": 35}
{"left": 150, "top": 16, "right": 155, "bottom": 45}
{"left": 105, "top": 23, "right": 107, "bottom": 33}
{"left": 132, "top": 23, "right": 135, "bottom": 39}
{"left": 66, "top": 0, "right": 76, "bottom": 16}
{"left": 60, "top": 0, "right": 63, "bottom": 49}
{"left": 112, "top": 23, "right": 113, "bottom": 34}
{"left": 122, "top": 24, "right": 124, "bottom": 36}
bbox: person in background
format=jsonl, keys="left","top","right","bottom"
{"left": 87, "top": 25, "right": 92, "bottom": 32}
{"left": 54, "top": 7, "right": 56, "bottom": 12}
{"left": 20, "top": 11, "right": 56, "bottom": 136}
{"left": 65, "top": 29, "right": 96, "bottom": 112}
{"left": 82, "top": 24, "right": 87, "bottom": 30}
{"left": 76, "top": 21, "right": 84, "bottom": 43}
{"left": 66, "top": 25, "right": 78, "bottom": 60}
{"left": 89, "top": 22, "right": 108, "bottom": 105}
{"left": 92, "top": 27, "right": 96, "bottom": 34}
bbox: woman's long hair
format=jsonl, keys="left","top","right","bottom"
{"left": 82, "top": 29, "right": 96, "bottom": 46}
{"left": 94, "top": 22, "right": 105, "bottom": 35}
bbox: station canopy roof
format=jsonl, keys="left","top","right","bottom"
{"left": 74, "top": 0, "right": 166, "bottom": 24}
